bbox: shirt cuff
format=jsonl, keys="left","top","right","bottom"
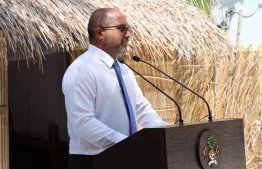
{"left": 114, "top": 132, "right": 128, "bottom": 144}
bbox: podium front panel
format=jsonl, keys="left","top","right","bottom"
{"left": 94, "top": 128, "right": 166, "bottom": 169}
{"left": 165, "top": 118, "right": 246, "bottom": 169}
{"left": 94, "top": 118, "right": 246, "bottom": 169}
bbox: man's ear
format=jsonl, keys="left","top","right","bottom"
{"left": 94, "top": 27, "right": 105, "bottom": 40}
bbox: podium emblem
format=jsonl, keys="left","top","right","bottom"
{"left": 199, "top": 130, "right": 222, "bottom": 169}
{"left": 205, "top": 136, "right": 220, "bottom": 167}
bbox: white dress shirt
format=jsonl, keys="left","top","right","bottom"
{"left": 62, "top": 45, "right": 167, "bottom": 155}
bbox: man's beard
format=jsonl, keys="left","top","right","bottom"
{"left": 105, "top": 39, "right": 128, "bottom": 58}
{"left": 117, "top": 43, "right": 128, "bottom": 55}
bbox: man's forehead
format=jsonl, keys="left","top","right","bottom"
{"left": 107, "top": 9, "right": 125, "bottom": 18}
{"left": 106, "top": 10, "right": 128, "bottom": 25}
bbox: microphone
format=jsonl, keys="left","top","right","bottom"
{"left": 118, "top": 58, "right": 184, "bottom": 125}
{"left": 133, "top": 56, "right": 213, "bottom": 122}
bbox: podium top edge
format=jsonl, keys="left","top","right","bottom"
{"left": 154, "top": 118, "right": 243, "bottom": 129}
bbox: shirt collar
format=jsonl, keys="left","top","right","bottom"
{"left": 88, "top": 45, "right": 115, "bottom": 69}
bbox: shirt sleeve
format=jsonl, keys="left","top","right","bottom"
{"left": 131, "top": 72, "right": 168, "bottom": 128}
{"left": 62, "top": 63, "right": 127, "bottom": 149}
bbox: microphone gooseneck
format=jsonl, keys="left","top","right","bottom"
{"left": 133, "top": 56, "right": 141, "bottom": 62}
{"left": 133, "top": 56, "right": 213, "bottom": 122}
{"left": 118, "top": 58, "right": 184, "bottom": 125}
{"left": 118, "top": 58, "right": 125, "bottom": 64}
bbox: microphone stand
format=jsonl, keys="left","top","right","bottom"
{"left": 118, "top": 58, "right": 184, "bottom": 125}
{"left": 133, "top": 56, "right": 212, "bottom": 122}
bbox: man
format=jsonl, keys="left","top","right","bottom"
{"left": 62, "top": 8, "right": 167, "bottom": 169}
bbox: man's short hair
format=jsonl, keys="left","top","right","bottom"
{"left": 88, "top": 8, "right": 112, "bottom": 42}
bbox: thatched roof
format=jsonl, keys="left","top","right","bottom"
{"left": 0, "top": 0, "right": 236, "bottom": 65}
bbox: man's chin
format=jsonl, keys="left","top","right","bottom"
{"left": 118, "top": 46, "right": 128, "bottom": 55}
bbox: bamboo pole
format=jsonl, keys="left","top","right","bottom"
{"left": 214, "top": 53, "right": 217, "bottom": 117}
{"left": 4, "top": 42, "right": 7, "bottom": 106}
{"left": 0, "top": 115, "right": 2, "bottom": 169}
{"left": 0, "top": 30, "right": 8, "bottom": 169}
{"left": 236, "top": 10, "right": 242, "bottom": 48}
{"left": 0, "top": 37, "right": 2, "bottom": 105}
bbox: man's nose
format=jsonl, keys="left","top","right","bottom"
{"left": 124, "top": 29, "right": 132, "bottom": 38}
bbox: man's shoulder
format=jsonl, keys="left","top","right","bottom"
{"left": 69, "top": 51, "right": 99, "bottom": 69}
{"left": 73, "top": 51, "right": 93, "bottom": 64}
{"left": 64, "top": 52, "right": 93, "bottom": 77}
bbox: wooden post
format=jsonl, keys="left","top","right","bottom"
{"left": 236, "top": 10, "right": 242, "bottom": 48}
{"left": 0, "top": 30, "right": 9, "bottom": 169}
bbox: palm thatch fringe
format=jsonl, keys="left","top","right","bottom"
{"left": 0, "top": 0, "right": 235, "bottom": 68}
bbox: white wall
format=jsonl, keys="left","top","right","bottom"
{"left": 217, "top": 0, "right": 262, "bottom": 49}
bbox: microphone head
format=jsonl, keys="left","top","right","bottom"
{"left": 118, "top": 58, "right": 125, "bottom": 63}
{"left": 133, "top": 56, "right": 141, "bottom": 62}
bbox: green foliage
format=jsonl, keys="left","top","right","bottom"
{"left": 183, "top": 0, "right": 211, "bottom": 16}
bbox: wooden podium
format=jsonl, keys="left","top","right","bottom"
{"left": 94, "top": 118, "right": 246, "bottom": 169}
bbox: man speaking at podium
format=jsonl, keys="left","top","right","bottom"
{"left": 62, "top": 8, "right": 167, "bottom": 169}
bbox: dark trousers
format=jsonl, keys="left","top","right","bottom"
{"left": 69, "top": 154, "right": 94, "bottom": 169}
